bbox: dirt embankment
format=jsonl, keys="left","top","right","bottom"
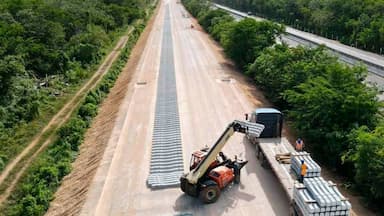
{"left": 45, "top": 4, "right": 160, "bottom": 216}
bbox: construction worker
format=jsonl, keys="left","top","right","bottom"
{"left": 295, "top": 138, "right": 304, "bottom": 152}
{"left": 299, "top": 160, "right": 307, "bottom": 183}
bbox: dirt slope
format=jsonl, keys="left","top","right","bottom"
{"left": 45, "top": 5, "right": 160, "bottom": 216}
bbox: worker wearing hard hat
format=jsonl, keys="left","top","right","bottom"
{"left": 299, "top": 160, "right": 307, "bottom": 183}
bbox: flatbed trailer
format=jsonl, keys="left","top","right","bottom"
{"left": 246, "top": 108, "right": 351, "bottom": 216}
{"left": 253, "top": 137, "right": 296, "bottom": 200}
{"left": 245, "top": 108, "right": 307, "bottom": 215}
{"left": 250, "top": 136, "right": 305, "bottom": 215}
{"left": 245, "top": 108, "right": 297, "bottom": 200}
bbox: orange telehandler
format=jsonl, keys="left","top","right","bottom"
{"left": 180, "top": 120, "right": 264, "bottom": 203}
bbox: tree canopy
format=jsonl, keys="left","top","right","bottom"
{"left": 0, "top": 0, "right": 149, "bottom": 171}
{"left": 0, "top": 0, "right": 146, "bottom": 128}
{"left": 223, "top": 18, "right": 284, "bottom": 69}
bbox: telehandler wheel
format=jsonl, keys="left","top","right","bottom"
{"left": 199, "top": 180, "right": 220, "bottom": 204}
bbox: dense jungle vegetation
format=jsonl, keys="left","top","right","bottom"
{"left": 214, "top": 0, "right": 384, "bottom": 54}
{"left": 182, "top": 0, "right": 384, "bottom": 212}
{"left": 3, "top": 25, "right": 145, "bottom": 215}
{"left": 0, "top": 0, "right": 149, "bottom": 171}
{"left": 0, "top": 0, "right": 153, "bottom": 214}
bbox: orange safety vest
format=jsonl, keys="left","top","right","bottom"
{"left": 301, "top": 163, "right": 307, "bottom": 176}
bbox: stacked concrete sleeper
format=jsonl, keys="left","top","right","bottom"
{"left": 291, "top": 152, "right": 351, "bottom": 215}
{"left": 291, "top": 152, "right": 321, "bottom": 177}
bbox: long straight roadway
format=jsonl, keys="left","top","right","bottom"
{"left": 79, "top": 0, "right": 289, "bottom": 215}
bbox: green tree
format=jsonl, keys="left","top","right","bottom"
{"left": 223, "top": 18, "right": 284, "bottom": 69}
{"left": 210, "top": 15, "right": 235, "bottom": 43}
{"left": 346, "top": 125, "right": 384, "bottom": 204}
{"left": 0, "top": 55, "right": 25, "bottom": 96}
{"left": 182, "top": 0, "right": 209, "bottom": 17}
{"left": 284, "top": 63, "right": 379, "bottom": 165}
{"left": 198, "top": 9, "right": 228, "bottom": 32}
{"left": 68, "top": 25, "right": 110, "bottom": 65}
{"left": 13, "top": 195, "right": 45, "bottom": 216}
{"left": 248, "top": 45, "right": 335, "bottom": 106}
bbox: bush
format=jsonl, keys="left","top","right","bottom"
{"left": 56, "top": 161, "right": 71, "bottom": 179}
{"left": 65, "top": 62, "right": 87, "bottom": 83}
{"left": 48, "top": 140, "right": 72, "bottom": 161}
{"left": 58, "top": 118, "right": 87, "bottom": 140}
{"left": 198, "top": 9, "right": 229, "bottom": 32}
{"left": 210, "top": 15, "right": 235, "bottom": 43}
{"left": 248, "top": 45, "right": 336, "bottom": 106}
{"left": 35, "top": 166, "right": 59, "bottom": 187}
{"left": 345, "top": 126, "right": 384, "bottom": 205}
{"left": 78, "top": 103, "right": 98, "bottom": 120}
{"left": 182, "top": 0, "right": 209, "bottom": 17}
{"left": 86, "top": 89, "right": 105, "bottom": 105}
{"left": 13, "top": 195, "right": 45, "bottom": 216}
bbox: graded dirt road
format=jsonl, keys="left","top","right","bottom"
{"left": 78, "top": 0, "right": 289, "bottom": 215}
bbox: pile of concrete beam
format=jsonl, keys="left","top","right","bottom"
{"left": 238, "top": 120, "right": 265, "bottom": 137}
{"left": 293, "top": 177, "right": 351, "bottom": 216}
{"left": 291, "top": 152, "right": 321, "bottom": 177}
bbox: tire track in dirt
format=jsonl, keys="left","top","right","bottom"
{"left": 0, "top": 30, "right": 132, "bottom": 205}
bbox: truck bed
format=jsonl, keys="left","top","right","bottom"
{"left": 257, "top": 137, "right": 296, "bottom": 200}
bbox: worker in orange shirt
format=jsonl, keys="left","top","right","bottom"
{"left": 299, "top": 160, "right": 307, "bottom": 183}
{"left": 295, "top": 138, "right": 304, "bottom": 152}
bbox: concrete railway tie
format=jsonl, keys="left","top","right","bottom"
{"left": 147, "top": 5, "right": 184, "bottom": 188}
